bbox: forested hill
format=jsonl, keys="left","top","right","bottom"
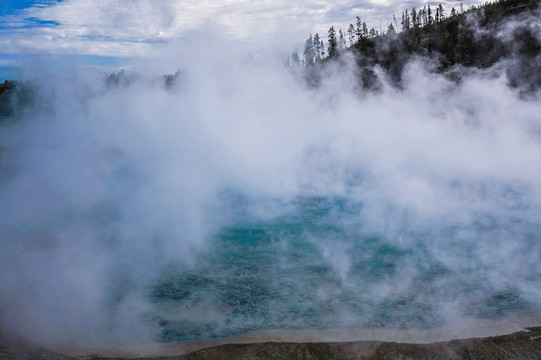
{"left": 293, "top": 0, "right": 541, "bottom": 92}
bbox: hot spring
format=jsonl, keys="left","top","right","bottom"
{"left": 148, "top": 193, "right": 541, "bottom": 342}
{"left": 1, "top": 43, "right": 541, "bottom": 347}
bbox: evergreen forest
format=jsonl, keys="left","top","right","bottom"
{"left": 292, "top": 0, "right": 540, "bottom": 92}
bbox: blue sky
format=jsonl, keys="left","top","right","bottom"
{"left": 0, "top": 0, "right": 61, "bottom": 24}
{"left": 0, "top": 0, "right": 52, "bottom": 15}
{"left": 0, "top": 0, "right": 479, "bottom": 78}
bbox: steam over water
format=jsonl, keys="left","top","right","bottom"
{"left": 1, "top": 35, "right": 541, "bottom": 347}
{"left": 150, "top": 195, "right": 540, "bottom": 342}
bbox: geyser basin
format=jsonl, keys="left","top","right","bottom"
{"left": 2, "top": 44, "right": 541, "bottom": 348}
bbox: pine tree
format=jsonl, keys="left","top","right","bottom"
{"left": 313, "top": 33, "right": 322, "bottom": 61}
{"left": 402, "top": 9, "right": 410, "bottom": 30}
{"left": 328, "top": 26, "right": 337, "bottom": 57}
{"left": 428, "top": 5, "right": 433, "bottom": 26}
{"left": 339, "top": 29, "right": 347, "bottom": 50}
{"left": 303, "top": 35, "right": 315, "bottom": 66}
{"left": 362, "top": 22, "right": 369, "bottom": 38}
{"left": 438, "top": 4, "right": 445, "bottom": 21}
{"left": 387, "top": 22, "right": 397, "bottom": 35}
{"left": 290, "top": 52, "right": 300, "bottom": 66}
{"left": 348, "top": 24, "right": 355, "bottom": 46}
{"left": 356, "top": 16, "right": 362, "bottom": 41}
{"left": 411, "top": 8, "right": 418, "bottom": 29}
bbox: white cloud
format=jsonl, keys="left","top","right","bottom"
{"left": 0, "top": 0, "right": 484, "bottom": 58}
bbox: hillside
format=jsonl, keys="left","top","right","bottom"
{"left": 297, "top": 0, "right": 540, "bottom": 92}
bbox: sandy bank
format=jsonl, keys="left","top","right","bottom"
{"left": 2, "top": 325, "right": 541, "bottom": 360}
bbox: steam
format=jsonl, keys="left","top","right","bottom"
{"left": 1, "top": 17, "right": 541, "bottom": 348}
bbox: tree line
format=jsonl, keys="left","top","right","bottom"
{"left": 290, "top": 0, "right": 535, "bottom": 68}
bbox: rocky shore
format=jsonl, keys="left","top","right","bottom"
{"left": 2, "top": 327, "right": 541, "bottom": 360}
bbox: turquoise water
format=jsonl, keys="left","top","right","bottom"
{"left": 147, "top": 195, "right": 540, "bottom": 342}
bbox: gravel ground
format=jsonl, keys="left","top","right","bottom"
{"left": 2, "top": 327, "right": 541, "bottom": 360}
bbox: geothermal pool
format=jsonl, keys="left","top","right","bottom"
{"left": 148, "top": 194, "right": 541, "bottom": 342}
{"left": 2, "top": 48, "right": 541, "bottom": 347}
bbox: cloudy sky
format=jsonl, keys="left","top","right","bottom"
{"left": 0, "top": 0, "right": 480, "bottom": 70}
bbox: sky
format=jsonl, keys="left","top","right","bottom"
{"left": 0, "top": 0, "right": 482, "bottom": 72}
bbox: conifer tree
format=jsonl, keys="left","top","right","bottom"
{"left": 348, "top": 24, "right": 355, "bottom": 46}
{"left": 356, "top": 16, "right": 362, "bottom": 41}
{"left": 362, "top": 22, "right": 369, "bottom": 38}
{"left": 303, "top": 35, "right": 315, "bottom": 66}
{"left": 411, "top": 8, "right": 418, "bottom": 29}
{"left": 313, "top": 33, "right": 322, "bottom": 61}
{"left": 438, "top": 4, "right": 445, "bottom": 21}
{"left": 339, "top": 29, "right": 347, "bottom": 50}
{"left": 290, "top": 52, "right": 300, "bottom": 66}
{"left": 387, "top": 22, "right": 397, "bottom": 35}
{"left": 328, "top": 26, "right": 337, "bottom": 57}
{"left": 428, "top": 5, "right": 433, "bottom": 25}
{"left": 401, "top": 9, "right": 410, "bottom": 31}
